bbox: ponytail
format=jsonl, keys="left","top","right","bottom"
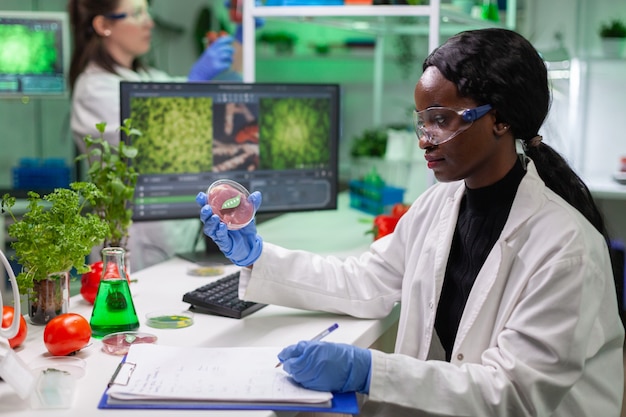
{"left": 525, "top": 142, "right": 609, "bottom": 241}
{"left": 425, "top": 28, "right": 609, "bottom": 240}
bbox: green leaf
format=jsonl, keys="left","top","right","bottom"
{"left": 121, "top": 147, "right": 138, "bottom": 159}
{"left": 75, "top": 119, "right": 142, "bottom": 248}
{"left": 221, "top": 195, "right": 241, "bottom": 210}
{"left": 3, "top": 182, "right": 109, "bottom": 292}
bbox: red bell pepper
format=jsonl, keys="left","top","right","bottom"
{"left": 370, "top": 203, "right": 410, "bottom": 240}
{"left": 373, "top": 215, "right": 400, "bottom": 240}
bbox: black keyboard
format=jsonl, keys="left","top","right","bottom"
{"left": 182, "top": 270, "right": 267, "bottom": 319}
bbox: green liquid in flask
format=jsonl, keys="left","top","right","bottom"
{"left": 90, "top": 279, "right": 139, "bottom": 338}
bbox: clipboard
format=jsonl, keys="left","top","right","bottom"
{"left": 98, "top": 388, "right": 359, "bottom": 413}
{"left": 97, "top": 344, "right": 360, "bottom": 414}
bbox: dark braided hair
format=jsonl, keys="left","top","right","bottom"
{"left": 423, "top": 28, "right": 609, "bottom": 241}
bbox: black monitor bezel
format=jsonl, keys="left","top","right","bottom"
{"left": 119, "top": 80, "right": 342, "bottom": 222}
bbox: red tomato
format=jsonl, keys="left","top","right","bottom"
{"left": 43, "top": 313, "right": 92, "bottom": 356}
{"left": 1, "top": 306, "right": 27, "bottom": 348}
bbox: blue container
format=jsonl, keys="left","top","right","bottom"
{"left": 12, "top": 158, "right": 71, "bottom": 190}
{"left": 348, "top": 179, "right": 405, "bottom": 215}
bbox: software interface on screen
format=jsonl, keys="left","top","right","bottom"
{"left": 0, "top": 11, "right": 68, "bottom": 97}
{"left": 120, "top": 81, "right": 341, "bottom": 222}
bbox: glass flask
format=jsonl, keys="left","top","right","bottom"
{"left": 89, "top": 247, "right": 139, "bottom": 338}
{"left": 481, "top": 0, "right": 500, "bottom": 22}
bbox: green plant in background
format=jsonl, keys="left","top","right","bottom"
{"left": 599, "top": 19, "right": 626, "bottom": 38}
{"left": 394, "top": 16, "right": 419, "bottom": 80}
{"left": 258, "top": 31, "right": 298, "bottom": 54}
{"left": 258, "top": 97, "right": 331, "bottom": 169}
{"left": 129, "top": 96, "right": 214, "bottom": 174}
{"left": 350, "top": 127, "right": 388, "bottom": 158}
{"left": 1, "top": 183, "right": 108, "bottom": 293}
{"left": 76, "top": 120, "right": 140, "bottom": 249}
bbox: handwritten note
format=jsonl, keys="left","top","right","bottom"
{"left": 107, "top": 344, "right": 332, "bottom": 405}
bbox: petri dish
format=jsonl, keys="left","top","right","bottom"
{"left": 145, "top": 310, "right": 194, "bottom": 329}
{"left": 101, "top": 331, "right": 157, "bottom": 356}
{"left": 30, "top": 356, "right": 86, "bottom": 379}
{"left": 187, "top": 265, "right": 225, "bottom": 277}
{"left": 207, "top": 179, "right": 256, "bottom": 230}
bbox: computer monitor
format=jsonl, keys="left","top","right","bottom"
{"left": 120, "top": 81, "right": 341, "bottom": 261}
{"left": 0, "top": 11, "right": 69, "bottom": 98}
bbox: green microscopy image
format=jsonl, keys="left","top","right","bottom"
{"left": 130, "top": 96, "right": 214, "bottom": 174}
{"left": 258, "top": 97, "right": 331, "bottom": 170}
{"left": 0, "top": 25, "right": 58, "bottom": 74}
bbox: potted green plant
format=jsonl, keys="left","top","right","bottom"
{"left": 599, "top": 19, "right": 626, "bottom": 58}
{"left": 1, "top": 182, "right": 108, "bottom": 324}
{"left": 258, "top": 31, "right": 297, "bottom": 55}
{"left": 75, "top": 119, "right": 141, "bottom": 250}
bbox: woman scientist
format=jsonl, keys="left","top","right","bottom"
{"left": 196, "top": 28, "right": 625, "bottom": 416}
{"left": 68, "top": 0, "right": 238, "bottom": 270}
{"left": 68, "top": 0, "right": 236, "bottom": 152}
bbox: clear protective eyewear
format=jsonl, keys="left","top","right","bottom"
{"left": 104, "top": 6, "right": 152, "bottom": 23}
{"left": 413, "top": 104, "right": 492, "bottom": 145}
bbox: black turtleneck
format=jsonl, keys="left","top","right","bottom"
{"left": 435, "top": 159, "right": 526, "bottom": 361}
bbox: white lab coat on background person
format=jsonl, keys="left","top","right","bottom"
{"left": 71, "top": 62, "right": 198, "bottom": 271}
{"left": 239, "top": 161, "right": 625, "bottom": 416}
{"left": 71, "top": 62, "right": 173, "bottom": 154}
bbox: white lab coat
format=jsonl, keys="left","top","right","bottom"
{"left": 71, "top": 63, "right": 198, "bottom": 271}
{"left": 241, "top": 161, "right": 625, "bottom": 416}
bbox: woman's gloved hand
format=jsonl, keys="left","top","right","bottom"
{"left": 196, "top": 191, "right": 263, "bottom": 266}
{"left": 278, "top": 341, "right": 372, "bottom": 394}
{"left": 188, "top": 35, "right": 234, "bottom": 81}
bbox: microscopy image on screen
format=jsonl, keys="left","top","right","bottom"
{"left": 129, "top": 96, "right": 214, "bottom": 174}
{"left": 212, "top": 102, "right": 260, "bottom": 172}
{"left": 0, "top": 23, "right": 59, "bottom": 74}
{"left": 120, "top": 81, "right": 340, "bottom": 222}
{"left": 258, "top": 97, "right": 332, "bottom": 170}
{"left": 0, "top": 12, "right": 68, "bottom": 96}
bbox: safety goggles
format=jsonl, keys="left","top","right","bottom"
{"left": 413, "top": 104, "right": 492, "bottom": 145}
{"left": 104, "top": 7, "right": 152, "bottom": 24}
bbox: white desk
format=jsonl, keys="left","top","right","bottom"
{"left": 586, "top": 176, "right": 626, "bottom": 201}
{"left": 1, "top": 193, "right": 399, "bottom": 417}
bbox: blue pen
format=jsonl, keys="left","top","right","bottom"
{"left": 275, "top": 323, "right": 339, "bottom": 368}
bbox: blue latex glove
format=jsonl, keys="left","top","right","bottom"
{"left": 278, "top": 341, "right": 372, "bottom": 394}
{"left": 188, "top": 35, "right": 234, "bottom": 81}
{"left": 196, "top": 191, "right": 263, "bottom": 266}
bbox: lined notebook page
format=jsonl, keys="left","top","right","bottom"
{"left": 107, "top": 344, "right": 333, "bottom": 404}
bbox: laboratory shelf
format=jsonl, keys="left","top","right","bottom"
{"left": 240, "top": 0, "right": 514, "bottom": 124}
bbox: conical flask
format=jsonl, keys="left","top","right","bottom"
{"left": 89, "top": 247, "right": 139, "bottom": 338}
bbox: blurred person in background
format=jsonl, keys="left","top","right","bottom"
{"left": 68, "top": 0, "right": 239, "bottom": 270}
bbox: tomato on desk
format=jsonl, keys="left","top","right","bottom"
{"left": 43, "top": 313, "right": 92, "bottom": 356}
{"left": 2, "top": 306, "right": 27, "bottom": 348}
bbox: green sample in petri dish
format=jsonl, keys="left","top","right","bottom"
{"left": 145, "top": 311, "right": 194, "bottom": 329}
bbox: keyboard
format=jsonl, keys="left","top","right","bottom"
{"left": 182, "top": 270, "right": 267, "bottom": 319}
